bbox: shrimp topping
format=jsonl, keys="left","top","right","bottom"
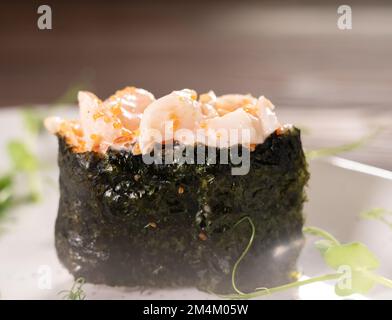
{"left": 45, "top": 87, "right": 281, "bottom": 154}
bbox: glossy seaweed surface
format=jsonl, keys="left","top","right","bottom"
{"left": 55, "top": 128, "right": 309, "bottom": 293}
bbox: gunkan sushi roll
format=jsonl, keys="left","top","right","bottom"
{"left": 45, "top": 87, "right": 309, "bottom": 293}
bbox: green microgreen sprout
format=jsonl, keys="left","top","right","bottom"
{"left": 361, "top": 208, "right": 392, "bottom": 230}
{"left": 305, "top": 128, "right": 381, "bottom": 160}
{"left": 218, "top": 217, "right": 392, "bottom": 299}
{"left": 231, "top": 216, "right": 255, "bottom": 295}
{"left": 304, "top": 227, "right": 392, "bottom": 296}
{"left": 59, "top": 277, "right": 86, "bottom": 300}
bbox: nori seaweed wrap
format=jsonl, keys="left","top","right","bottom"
{"left": 55, "top": 127, "right": 309, "bottom": 293}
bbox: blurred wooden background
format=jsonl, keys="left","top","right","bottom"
{"left": 0, "top": 1, "right": 391, "bottom": 168}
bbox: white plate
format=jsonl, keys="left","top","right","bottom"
{"left": 0, "top": 109, "right": 392, "bottom": 300}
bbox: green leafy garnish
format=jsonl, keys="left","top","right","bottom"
{"left": 59, "top": 278, "right": 86, "bottom": 300}
{"left": 7, "top": 141, "right": 38, "bottom": 172}
{"left": 305, "top": 227, "right": 392, "bottom": 296}
{"left": 361, "top": 208, "right": 392, "bottom": 230}
{"left": 323, "top": 242, "right": 379, "bottom": 295}
{"left": 0, "top": 81, "right": 90, "bottom": 223}
{"left": 218, "top": 221, "right": 392, "bottom": 299}
{"left": 22, "top": 109, "right": 45, "bottom": 136}
{"left": 7, "top": 141, "right": 40, "bottom": 202}
{"left": 0, "top": 175, "right": 13, "bottom": 218}
{"left": 305, "top": 129, "right": 381, "bottom": 160}
{"left": 0, "top": 140, "right": 41, "bottom": 222}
